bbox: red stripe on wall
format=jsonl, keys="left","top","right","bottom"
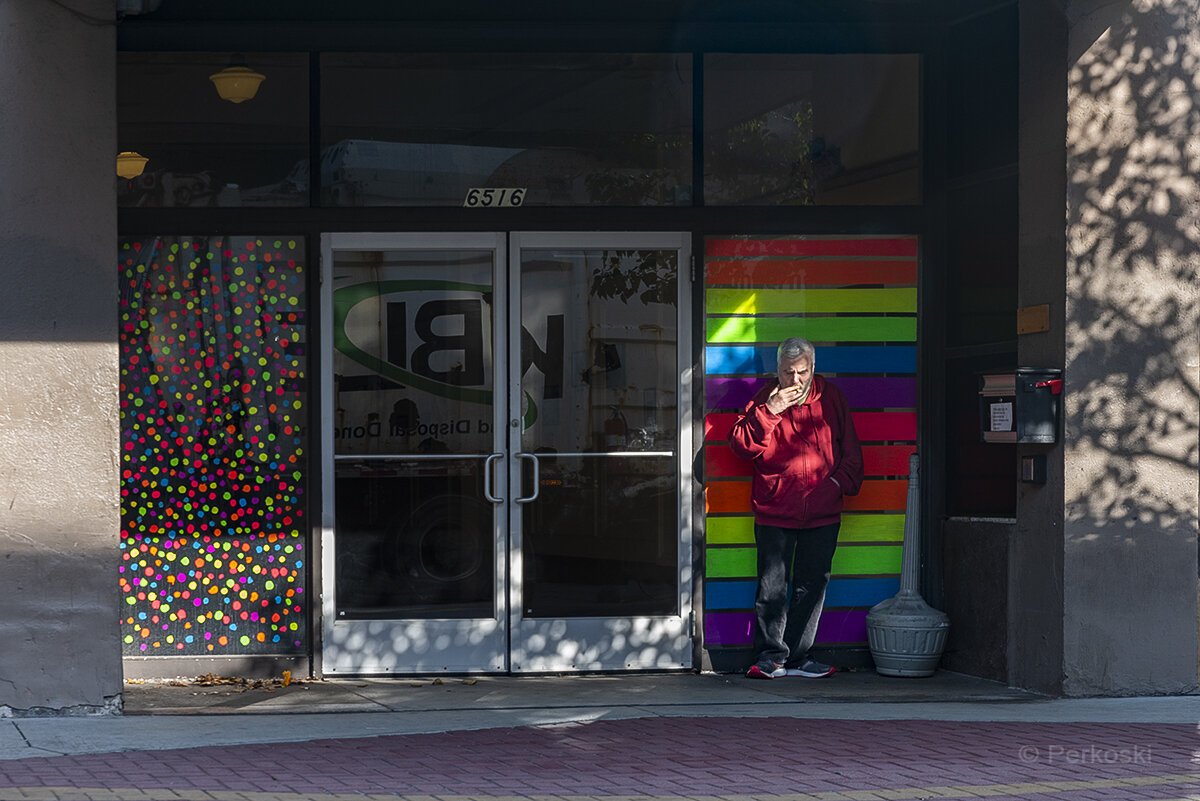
{"left": 705, "top": 445, "right": 750, "bottom": 477}
{"left": 705, "top": 260, "right": 917, "bottom": 287}
{"left": 853, "top": 412, "right": 918, "bottom": 442}
{"left": 705, "top": 413, "right": 738, "bottom": 442}
{"left": 705, "top": 238, "right": 919, "bottom": 259}
{"left": 863, "top": 445, "right": 917, "bottom": 477}
{"left": 705, "top": 412, "right": 917, "bottom": 444}
{"left": 705, "top": 444, "right": 915, "bottom": 478}
{"left": 705, "top": 479, "right": 908, "bottom": 513}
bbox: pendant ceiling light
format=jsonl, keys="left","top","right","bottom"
{"left": 116, "top": 151, "right": 149, "bottom": 179}
{"left": 209, "top": 55, "right": 265, "bottom": 103}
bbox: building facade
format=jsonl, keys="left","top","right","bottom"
{"left": 0, "top": 0, "right": 1196, "bottom": 713}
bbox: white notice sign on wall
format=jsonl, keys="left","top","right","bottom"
{"left": 990, "top": 401, "right": 1014, "bottom": 432}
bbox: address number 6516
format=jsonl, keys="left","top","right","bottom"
{"left": 463, "top": 188, "right": 526, "bottom": 208}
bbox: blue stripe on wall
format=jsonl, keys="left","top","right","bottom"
{"left": 705, "top": 580, "right": 757, "bottom": 610}
{"left": 828, "top": 577, "right": 901, "bottom": 607}
{"left": 706, "top": 577, "right": 902, "bottom": 610}
{"left": 706, "top": 346, "right": 916, "bottom": 376}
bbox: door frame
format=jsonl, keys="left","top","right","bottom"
{"left": 319, "top": 231, "right": 510, "bottom": 674}
{"left": 506, "top": 231, "right": 695, "bottom": 672}
{"left": 317, "top": 230, "right": 693, "bottom": 674}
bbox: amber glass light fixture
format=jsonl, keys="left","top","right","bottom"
{"left": 209, "top": 55, "right": 265, "bottom": 103}
{"left": 116, "top": 151, "right": 149, "bottom": 179}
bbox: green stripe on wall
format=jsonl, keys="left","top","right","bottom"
{"left": 707, "top": 547, "right": 758, "bottom": 578}
{"left": 833, "top": 545, "right": 902, "bottom": 575}
{"left": 707, "top": 316, "right": 917, "bottom": 344}
{"left": 706, "top": 288, "right": 917, "bottom": 315}
{"left": 707, "top": 544, "right": 902, "bottom": 578}
{"left": 839, "top": 514, "right": 906, "bottom": 541}
{"left": 707, "top": 514, "right": 905, "bottom": 545}
{"left": 706, "top": 517, "right": 755, "bottom": 545}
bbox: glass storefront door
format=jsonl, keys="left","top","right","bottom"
{"left": 508, "top": 233, "right": 692, "bottom": 671}
{"left": 320, "top": 232, "right": 692, "bottom": 674}
{"left": 320, "top": 233, "right": 508, "bottom": 673}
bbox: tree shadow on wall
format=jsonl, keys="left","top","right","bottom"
{"left": 1065, "top": 0, "right": 1200, "bottom": 541}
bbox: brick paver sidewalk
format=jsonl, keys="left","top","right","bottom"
{"left": 0, "top": 717, "right": 1197, "bottom": 801}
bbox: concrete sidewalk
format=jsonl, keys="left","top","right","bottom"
{"left": 2, "top": 670, "right": 1198, "bottom": 761}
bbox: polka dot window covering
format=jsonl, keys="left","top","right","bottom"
{"left": 118, "top": 236, "right": 308, "bottom": 655}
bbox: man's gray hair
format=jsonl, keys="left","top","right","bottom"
{"left": 776, "top": 337, "right": 816, "bottom": 370}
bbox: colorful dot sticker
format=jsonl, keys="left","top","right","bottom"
{"left": 118, "top": 236, "right": 307, "bottom": 655}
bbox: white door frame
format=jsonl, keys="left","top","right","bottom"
{"left": 317, "top": 231, "right": 693, "bottom": 674}
{"left": 506, "top": 232, "right": 694, "bottom": 672}
{"left": 319, "top": 232, "right": 509, "bottom": 674}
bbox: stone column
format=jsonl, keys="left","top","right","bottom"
{"left": 0, "top": 0, "right": 121, "bottom": 713}
{"left": 1061, "top": 0, "right": 1200, "bottom": 695}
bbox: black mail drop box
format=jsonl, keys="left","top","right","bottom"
{"left": 979, "top": 368, "right": 1063, "bottom": 444}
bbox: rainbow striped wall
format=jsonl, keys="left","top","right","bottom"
{"left": 703, "top": 235, "right": 919, "bottom": 653}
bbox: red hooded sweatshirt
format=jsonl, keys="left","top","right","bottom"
{"left": 728, "top": 375, "right": 864, "bottom": 530}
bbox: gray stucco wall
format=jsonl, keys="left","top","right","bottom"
{"left": 0, "top": 0, "right": 121, "bottom": 713}
{"left": 1062, "top": 0, "right": 1200, "bottom": 695}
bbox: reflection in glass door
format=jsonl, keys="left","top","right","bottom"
{"left": 321, "top": 233, "right": 507, "bottom": 674}
{"left": 509, "top": 233, "right": 693, "bottom": 671}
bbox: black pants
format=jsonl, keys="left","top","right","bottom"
{"left": 752, "top": 521, "right": 840, "bottom": 666}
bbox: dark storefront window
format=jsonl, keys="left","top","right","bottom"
{"left": 943, "top": 3, "right": 1019, "bottom": 518}
{"left": 118, "top": 54, "right": 309, "bottom": 207}
{"left": 118, "top": 236, "right": 308, "bottom": 654}
{"left": 320, "top": 53, "right": 693, "bottom": 207}
{"left": 703, "top": 54, "right": 920, "bottom": 205}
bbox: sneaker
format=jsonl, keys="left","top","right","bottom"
{"left": 746, "top": 661, "right": 786, "bottom": 679}
{"left": 784, "top": 658, "right": 836, "bottom": 678}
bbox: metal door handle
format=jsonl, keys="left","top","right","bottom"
{"left": 515, "top": 452, "right": 540, "bottom": 504}
{"left": 483, "top": 452, "right": 503, "bottom": 503}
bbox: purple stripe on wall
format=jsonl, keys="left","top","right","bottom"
{"left": 705, "top": 377, "right": 768, "bottom": 410}
{"left": 835, "top": 378, "right": 917, "bottom": 409}
{"left": 704, "top": 611, "right": 755, "bottom": 646}
{"left": 705, "top": 377, "right": 917, "bottom": 411}
{"left": 815, "top": 609, "right": 869, "bottom": 644}
{"left": 704, "top": 610, "right": 869, "bottom": 647}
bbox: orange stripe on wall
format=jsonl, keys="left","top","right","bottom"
{"left": 705, "top": 481, "right": 752, "bottom": 514}
{"left": 705, "top": 260, "right": 917, "bottom": 287}
{"left": 846, "top": 481, "right": 909, "bottom": 511}
{"left": 706, "top": 479, "right": 909, "bottom": 513}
